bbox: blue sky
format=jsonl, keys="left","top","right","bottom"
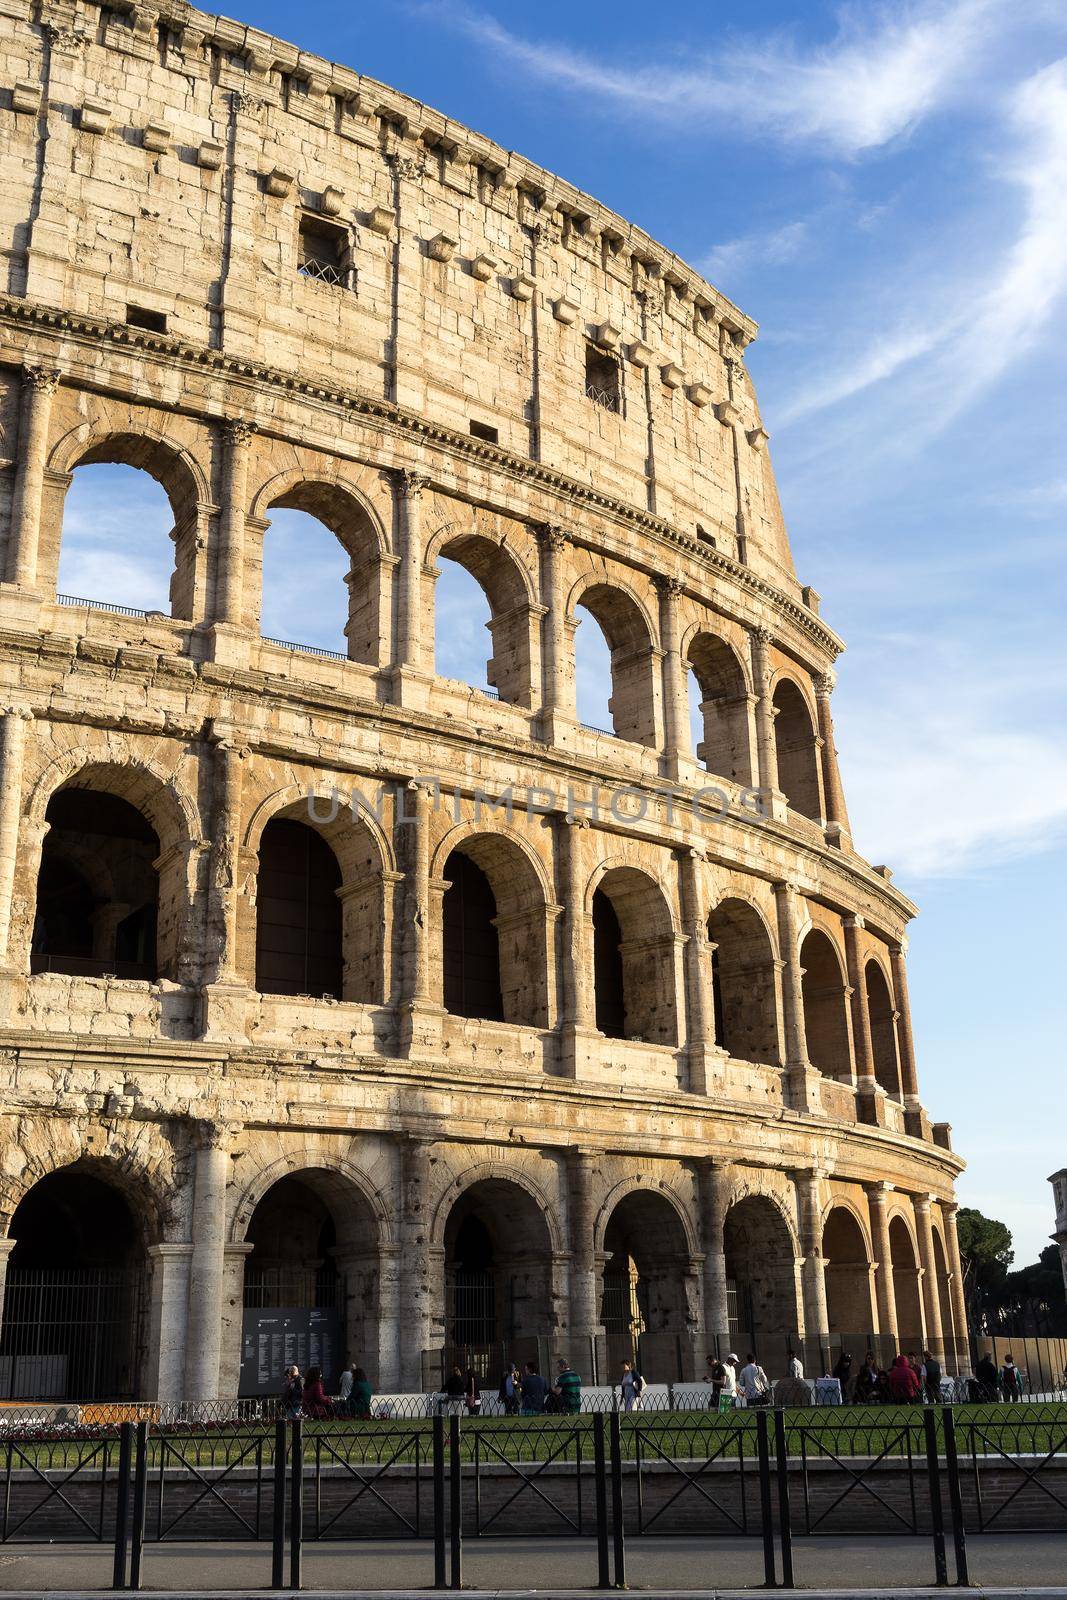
{"left": 59, "top": 0, "right": 1067, "bottom": 1265}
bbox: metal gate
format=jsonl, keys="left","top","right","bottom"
{"left": 0, "top": 1267, "right": 145, "bottom": 1401}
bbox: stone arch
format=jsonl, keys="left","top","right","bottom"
{"left": 589, "top": 861, "right": 679, "bottom": 1045}
{"left": 431, "top": 1160, "right": 564, "bottom": 1257}
{"left": 724, "top": 1192, "right": 801, "bottom": 1368}
{"left": 231, "top": 1153, "right": 394, "bottom": 1249}
{"left": 253, "top": 473, "right": 390, "bottom": 664}
{"left": 434, "top": 826, "right": 552, "bottom": 1026}
{"left": 431, "top": 528, "right": 537, "bottom": 706}
{"left": 26, "top": 747, "right": 200, "bottom": 846}
{"left": 245, "top": 787, "right": 393, "bottom": 1005}
{"left": 598, "top": 1184, "right": 698, "bottom": 1381}
{"left": 45, "top": 423, "right": 209, "bottom": 619}
{"left": 593, "top": 1176, "right": 698, "bottom": 1257}
{"left": 888, "top": 1214, "right": 924, "bottom": 1347}
{"left": 823, "top": 1204, "right": 875, "bottom": 1344}
{"left": 569, "top": 578, "right": 658, "bottom": 746}
{"left": 865, "top": 959, "right": 902, "bottom": 1099}
{"left": 800, "top": 927, "right": 853, "bottom": 1080}
{"left": 0, "top": 1132, "right": 172, "bottom": 1243}
{"left": 772, "top": 676, "right": 822, "bottom": 822}
{"left": 684, "top": 627, "right": 754, "bottom": 783}
{"left": 707, "top": 894, "right": 780, "bottom": 1066}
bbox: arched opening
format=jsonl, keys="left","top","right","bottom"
{"left": 0, "top": 1164, "right": 148, "bottom": 1401}
{"left": 866, "top": 961, "right": 901, "bottom": 1099}
{"left": 889, "top": 1217, "right": 924, "bottom": 1348}
{"left": 687, "top": 633, "right": 753, "bottom": 782}
{"left": 800, "top": 929, "right": 853, "bottom": 1080}
{"left": 707, "top": 897, "right": 779, "bottom": 1066}
{"left": 773, "top": 679, "right": 822, "bottom": 822}
{"left": 601, "top": 1191, "right": 693, "bottom": 1381}
{"left": 724, "top": 1196, "right": 799, "bottom": 1371}
{"left": 442, "top": 1179, "right": 553, "bottom": 1377}
{"left": 824, "top": 1208, "right": 875, "bottom": 1352}
{"left": 435, "top": 535, "right": 533, "bottom": 706}
{"left": 575, "top": 585, "right": 657, "bottom": 746}
{"left": 255, "top": 818, "right": 342, "bottom": 999}
{"left": 260, "top": 482, "right": 385, "bottom": 663}
{"left": 440, "top": 836, "right": 549, "bottom": 1027}
{"left": 239, "top": 1169, "right": 379, "bottom": 1393}
{"left": 932, "top": 1229, "right": 956, "bottom": 1366}
{"left": 592, "top": 867, "right": 678, "bottom": 1046}
{"left": 32, "top": 788, "right": 160, "bottom": 981}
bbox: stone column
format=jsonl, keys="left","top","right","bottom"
{"left": 866, "top": 1181, "right": 898, "bottom": 1344}
{"left": 0, "top": 705, "right": 32, "bottom": 966}
{"left": 145, "top": 1243, "right": 194, "bottom": 1401}
{"left": 566, "top": 1149, "right": 601, "bottom": 1374}
{"left": 557, "top": 814, "right": 594, "bottom": 1075}
{"left": 796, "top": 1169, "right": 829, "bottom": 1368}
{"left": 200, "top": 734, "right": 252, "bottom": 1043}
{"left": 0, "top": 1237, "right": 17, "bottom": 1346}
{"left": 813, "top": 672, "right": 851, "bottom": 848}
{"left": 843, "top": 914, "right": 881, "bottom": 1123}
{"left": 749, "top": 626, "right": 784, "bottom": 814}
{"left": 773, "top": 881, "right": 819, "bottom": 1113}
{"left": 913, "top": 1193, "right": 944, "bottom": 1359}
{"left": 536, "top": 524, "right": 574, "bottom": 740}
{"left": 397, "top": 780, "right": 442, "bottom": 1057}
{"left": 214, "top": 419, "right": 256, "bottom": 627}
{"left": 183, "top": 1119, "right": 237, "bottom": 1402}
{"left": 696, "top": 1160, "right": 731, "bottom": 1351}
{"left": 675, "top": 847, "right": 719, "bottom": 1093}
{"left": 393, "top": 470, "right": 429, "bottom": 686}
{"left": 398, "top": 1136, "right": 436, "bottom": 1390}
{"left": 656, "top": 576, "right": 691, "bottom": 777}
{"left": 889, "top": 941, "right": 924, "bottom": 1132}
{"left": 7, "top": 366, "right": 61, "bottom": 589}
{"left": 941, "top": 1201, "right": 970, "bottom": 1372}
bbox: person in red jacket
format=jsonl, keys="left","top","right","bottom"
{"left": 887, "top": 1353, "right": 921, "bottom": 1402}
{"left": 301, "top": 1365, "right": 334, "bottom": 1418}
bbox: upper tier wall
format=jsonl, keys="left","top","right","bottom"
{"left": 1, "top": 0, "right": 800, "bottom": 593}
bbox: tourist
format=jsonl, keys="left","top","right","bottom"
{"left": 854, "top": 1352, "right": 880, "bottom": 1403}
{"left": 719, "top": 1354, "right": 739, "bottom": 1413}
{"left": 282, "top": 1364, "right": 303, "bottom": 1418}
{"left": 520, "top": 1360, "right": 548, "bottom": 1415}
{"left": 788, "top": 1351, "right": 804, "bottom": 1381}
{"left": 349, "top": 1366, "right": 373, "bottom": 1420}
{"left": 619, "top": 1359, "right": 644, "bottom": 1412}
{"left": 706, "top": 1355, "right": 725, "bottom": 1409}
{"left": 498, "top": 1363, "right": 521, "bottom": 1416}
{"left": 441, "top": 1364, "right": 466, "bottom": 1415}
{"left": 832, "top": 1351, "right": 853, "bottom": 1400}
{"left": 302, "top": 1365, "right": 333, "bottom": 1418}
{"left": 337, "top": 1360, "right": 357, "bottom": 1416}
{"left": 738, "top": 1352, "right": 771, "bottom": 1407}
{"left": 923, "top": 1349, "right": 943, "bottom": 1404}
{"left": 553, "top": 1359, "right": 583, "bottom": 1414}
{"left": 975, "top": 1353, "right": 999, "bottom": 1400}
{"left": 464, "top": 1367, "right": 482, "bottom": 1414}
{"left": 1001, "top": 1354, "right": 1021, "bottom": 1401}
{"left": 887, "top": 1353, "right": 921, "bottom": 1402}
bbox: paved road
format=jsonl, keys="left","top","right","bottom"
{"left": 0, "top": 1533, "right": 1064, "bottom": 1592}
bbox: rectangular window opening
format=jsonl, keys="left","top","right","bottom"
{"left": 469, "top": 420, "right": 499, "bottom": 444}
{"left": 585, "top": 346, "right": 620, "bottom": 412}
{"left": 298, "top": 213, "right": 351, "bottom": 289}
{"left": 126, "top": 305, "right": 167, "bottom": 334}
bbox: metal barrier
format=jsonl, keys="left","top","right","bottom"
{"left": 0, "top": 1402, "right": 1062, "bottom": 1590}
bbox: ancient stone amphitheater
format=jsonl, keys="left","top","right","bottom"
{"left": 0, "top": 0, "right": 966, "bottom": 1403}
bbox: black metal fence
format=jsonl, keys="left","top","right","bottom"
{"left": 0, "top": 1402, "right": 1063, "bottom": 1589}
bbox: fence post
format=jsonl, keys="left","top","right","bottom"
{"left": 923, "top": 1406, "right": 948, "bottom": 1587}
{"left": 593, "top": 1413, "right": 610, "bottom": 1589}
{"left": 111, "top": 1423, "right": 132, "bottom": 1591}
{"left": 449, "top": 1411, "right": 462, "bottom": 1590}
{"left": 773, "top": 1406, "right": 794, "bottom": 1589}
{"left": 755, "top": 1408, "right": 776, "bottom": 1588}
{"left": 941, "top": 1406, "right": 969, "bottom": 1587}
{"left": 433, "top": 1413, "right": 447, "bottom": 1589}
{"left": 289, "top": 1418, "right": 303, "bottom": 1591}
{"left": 128, "top": 1421, "right": 148, "bottom": 1592}
{"left": 609, "top": 1408, "right": 626, "bottom": 1589}
{"left": 271, "top": 1419, "right": 286, "bottom": 1590}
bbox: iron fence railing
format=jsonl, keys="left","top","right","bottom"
{"left": 260, "top": 635, "right": 349, "bottom": 662}
{"left": 56, "top": 593, "right": 152, "bottom": 619}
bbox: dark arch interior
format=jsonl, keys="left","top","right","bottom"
{"left": 723, "top": 1196, "right": 798, "bottom": 1367}
{"left": 255, "top": 818, "right": 343, "bottom": 999}
{"left": 824, "top": 1207, "right": 874, "bottom": 1347}
{"left": 865, "top": 961, "right": 901, "bottom": 1099}
{"left": 708, "top": 898, "right": 779, "bottom": 1066}
{"left": 442, "top": 1181, "right": 552, "bottom": 1374}
{"left": 801, "top": 930, "right": 852, "bottom": 1080}
{"left": 772, "top": 679, "right": 822, "bottom": 821}
{"left": 889, "top": 1216, "right": 924, "bottom": 1345}
{"left": 593, "top": 886, "right": 624, "bottom": 1038}
{"left": 687, "top": 633, "right": 749, "bottom": 781}
{"left": 602, "top": 1191, "right": 690, "bottom": 1377}
{"left": 244, "top": 1173, "right": 339, "bottom": 1310}
{"left": 1, "top": 1165, "right": 145, "bottom": 1402}
{"left": 32, "top": 789, "right": 159, "bottom": 981}
{"left": 442, "top": 850, "right": 503, "bottom": 1021}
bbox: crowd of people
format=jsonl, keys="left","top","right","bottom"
{"left": 276, "top": 1348, "right": 1030, "bottom": 1420}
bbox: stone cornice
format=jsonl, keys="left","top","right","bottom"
{"left": 0, "top": 296, "right": 843, "bottom": 662}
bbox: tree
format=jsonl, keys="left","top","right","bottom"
{"left": 990, "top": 1246, "right": 1067, "bottom": 1337}
{"left": 956, "top": 1207, "right": 1014, "bottom": 1332}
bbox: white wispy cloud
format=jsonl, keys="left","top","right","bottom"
{"left": 702, "top": 221, "right": 811, "bottom": 285}
{"left": 429, "top": 0, "right": 1012, "bottom": 157}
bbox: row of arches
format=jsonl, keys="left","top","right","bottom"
{"left": 47, "top": 445, "right": 825, "bottom": 818}
{"left": 27, "top": 766, "right": 905, "bottom": 1096}
{"left": 0, "top": 1156, "right": 957, "bottom": 1400}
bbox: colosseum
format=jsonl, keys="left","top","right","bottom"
{"left": 0, "top": 0, "right": 967, "bottom": 1404}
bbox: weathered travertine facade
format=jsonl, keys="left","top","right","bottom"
{"left": 0, "top": 0, "right": 967, "bottom": 1401}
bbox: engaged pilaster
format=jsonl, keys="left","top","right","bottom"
{"left": 676, "top": 847, "right": 722, "bottom": 1094}
{"left": 813, "top": 672, "right": 852, "bottom": 850}
{"left": 865, "top": 1180, "right": 898, "bottom": 1342}
{"left": 565, "top": 1148, "right": 602, "bottom": 1373}
{"left": 940, "top": 1200, "right": 969, "bottom": 1373}
{"left": 655, "top": 576, "right": 692, "bottom": 779}
{"left": 183, "top": 1117, "right": 240, "bottom": 1401}
{"left": 7, "top": 366, "right": 61, "bottom": 593}
{"left": 535, "top": 524, "right": 575, "bottom": 745}
{"left": 795, "top": 1168, "right": 829, "bottom": 1368}
{"left": 390, "top": 470, "right": 432, "bottom": 708}
{"left": 773, "top": 881, "right": 820, "bottom": 1113}
{"left": 913, "top": 1193, "right": 945, "bottom": 1361}
{"left": 695, "top": 1159, "right": 732, "bottom": 1350}
{"left": 210, "top": 418, "right": 256, "bottom": 664}
{"left": 749, "top": 627, "right": 787, "bottom": 821}
{"left": 890, "top": 941, "right": 926, "bottom": 1136}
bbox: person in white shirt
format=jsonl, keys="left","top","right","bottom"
{"left": 337, "top": 1361, "right": 356, "bottom": 1416}
{"left": 719, "top": 1353, "right": 739, "bottom": 1411}
{"left": 788, "top": 1353, "right": 804, "bottom": 1380}
{"left": 738, "top": 1353, "right": 770, "bottom": 1405}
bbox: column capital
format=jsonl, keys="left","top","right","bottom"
{"left": 813, "top": 671, "right": 836, "bottom": 698}
{"left": 220, "top": 417, "right": 257, "bottom": 448}
{"left": 394, "top": 467, "right": 430, "bottom": 499}
{"left": 751, "top": 624, "right": 774, "bottom": 647}
{"left": 773, "top": 878, "right": 800, "bottom": 899}
{"left": 889, "top": 938, "right": 909, "bottom": 958}
{"left": 0, "top": 703, "right": 34, "bottom": 721}
{"left": 22, "top": 365, "right": 62, "bottom": 395}
{"left": 843, "top": 912, "right": 865, "bottom": 931}
{"left": 940, "top": 1197, "right": 959, "bottom": 1217}
{"left": 864, "top": 1179, "right": 894, "bottom": 1200}
{"left": 653, "top": 573, "right": 684, "bottom": 599}
{"left": 188, "top": 1114, "right": 242, "bottom": 1151}
{"left": 533, "top": 521, "right": 568, "bottom": 552}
